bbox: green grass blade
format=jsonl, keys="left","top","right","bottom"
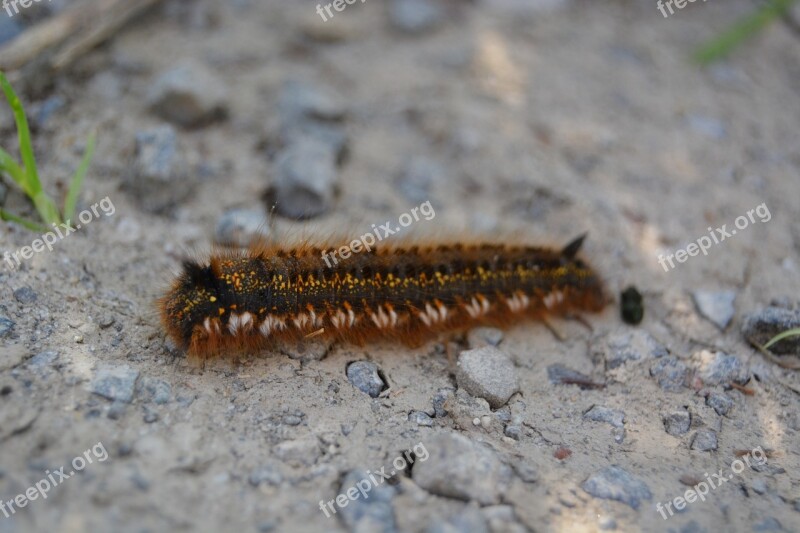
{"left": 0, "top": 72, "right": 57, "bottom": 224}
{"left": 63, "top": 133, "right": 95, "bottom": 222}
{"left": 763, "top": 328, "right": 800, "bottom": 350}
{"left": 0, "top": 146, "right": 26, "bottom": 191}
{"left": 693, "top": 0, "right": 797, "bottom": 65}
{"left": 0, "top": 207, "right": 48, "bottom": 232}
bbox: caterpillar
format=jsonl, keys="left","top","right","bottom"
{"left": 159, "top": 234, "right": 606, "bottom": 360}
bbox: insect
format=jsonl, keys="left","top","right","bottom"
{"left": 159, "top": 234, "right": 606, "bottom": 360}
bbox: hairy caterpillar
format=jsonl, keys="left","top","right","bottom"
{"left": 159, "top": 235, "right": 606, "bottom": 360}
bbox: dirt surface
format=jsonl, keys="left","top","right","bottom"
{"left": 1, "top": 0, "right": 799, "bottom": 532}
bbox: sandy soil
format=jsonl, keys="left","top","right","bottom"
{"left": 1, "top": 0, "right": 799, "bottom": 532}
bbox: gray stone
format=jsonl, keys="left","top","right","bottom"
{"left": 409, "top": 411, "right": 434, "bottom": 427}
{"left": 692, "top": 350, "right": 748, "bottom": 385}
{"left": 581, "top": 466, "right": 652, "bottom": 510}
{"left": 347, "top": 361, "right": 386, "bottom": 398}
{"left": 0, "top": 317, "right": 15, "bottom": 338}
{"left": 267, "top": 138, "right": 337, "bottom": 220}
{"left": 432, "top": 388, "right": 454, "bottom": 418}
{"left": 693, "top": 290, "right": 736, "bottom": 330}
{"left": 456, "top": 346, "right": 519, "bottom": 409}
{"left": 281, "top": 339, "right": 330, "bottom": 364}
{"left": 412, "top": 432, "right": 512, "bottom": 505}
{"left": 690, "top": 429, "right": 718, "bottom": 451}
{"left": 742, "top": 306, "right": 800, "bottom": 355}
{"left": 592, "top": 328, "right": 668, "bottom": 369}
{"left": 13, "top": 287, "right": 37, "bottom": 304}
{"left": 148, "top": 62, "right": 228, "bottom": 127}
{"left": 547, "top": 364, "right": 598, "bottom": 388}
{"left": 584, "top": 405, "right": 625, "bottom": 428}
{"left": 503, "top": 425, "right": 521, "bottom": 440}
{"left": 649, "top": 357, "right": 689, "bottom": 391}
{"left": 466, "top": 327, "right": 504, "bottom": 348}
{"left": 126, "top": 125, "right": 191, "bottom": 213}
{"left": 663, "top": 410, "right": 691, "bottom": 436}
{"left": 278, "top": 80, "right": 346, "bottom": 123}
{"left": 389, "top": 0, "right": 444, "bottom": 34}
{"left": 751, "top": 478, "right": 767, "bottom": 495}
{"left": 706, "top": 392, "right": 734, "bottom": 416}
{"left": 139, "top": 377, "right": 172, "bottom": 405}
{"left": 215, "top": 208, "right": 270, "bottom": 247}
{"left": 89, "top": 364, "right": 139, "bottom": 403}
{"left": 248, "top": 464, "right": 283, "bottom": 487}
{"left": 26, "top": 350, "right": 57, "bottom": 371}
{"left": 338, "top": 469, "right": 398, "bottom": 533}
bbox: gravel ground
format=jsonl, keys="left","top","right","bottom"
{"left": 0, "top": 0, "right": 799, "bottom": 532}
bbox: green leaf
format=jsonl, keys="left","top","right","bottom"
{"left": 63, "top": 132, "right": 96, "bottom": 221}
{"left": 0, "top": 207, "right": 48, "bottom": 232}
{"left": 693, "top": 0, "right": 798, "bottom": 65}
{"left": 0, "top": 146, "right": 26, "bottom": 191}
{"left": 0, "top": 72, "right": 56, "bottom": 224}
{"left": 763, "top": 328, "right": 800, "bottom": 350}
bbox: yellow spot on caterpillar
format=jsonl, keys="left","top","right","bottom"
{"left": 210, "top": 296, "right": 217, "bottom": 302}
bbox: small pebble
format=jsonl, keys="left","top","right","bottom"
{"left": 663, "top": 410, "right": 691, "bottom": 436}
{"left": 266, "top": 138, "right": 338, "bottom": 220}
{"left": 148, "top": 61, "right": 229, "bottom": 127}
{"left": 215, "top": 208, "right": 270, "bottom": 247}
{"left": 692, "top": 350, "right": 748, "bottom": 385}
{"left": 583, "top": 405, "right": 625, "bottom": 428}
{"left": 408, "top": 411, "right": 434, "bottom": 427}
{"left": 13, "top": 287, "right": 37, "bottom": 304}
{"left": 0, "top": 317, "right": 15, "bottom": 338}
{"left": 139, "top": 377, "right": 172, "bottom": 405}
{"left": 412, "top": 432, "right": 512, "bottom": 505}
{"left": 742, "top": 306, "right": 800, "bottom": 355}
{"left": 706, "top": 392, "right": 734, "bottom": 416}
{"left": 504, "top": 425, "right": 521, "bottom": 440}
{"left": 346, "top": 361, "right": 386, "bottom": 398}
{"left": 467, "top": 327, "right": 504, "bottom": 348}
{"left": 456, "top": 346, "right": 520, "bottom": 409}
{"left": 278, "top": 80, "right": 346, "bottom": 123}
{"left": 592, "top": 328, "right": 668, "bottom": 369}
{"left": 650, "top": 357, "right": 689, "bottom": 391}
{"left": 751, "top": 478, "right": 767, "bottom": 495}
{"left": 89, "top": 364, "right": 140, "bottom": 403}
{"left": 125, "top": 125, "right": 191, "bottom": 213}
{"left": 692, "top": 290, "right": 736, "bottom": 330}
{"left": 690, "top": 429, "right": 718, "bottom": 451}
{"left": 547, "top": 364, "right": 599, "bottom": 389}
{"left": 581, "top": 465, "right": 652, "bottom": 510}
{"left": 432, "top": 387, "right": 454, "bottom": 418}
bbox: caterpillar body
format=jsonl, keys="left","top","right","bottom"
{"left": 159, "top": 235, "right": 606, "bottom": 360}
